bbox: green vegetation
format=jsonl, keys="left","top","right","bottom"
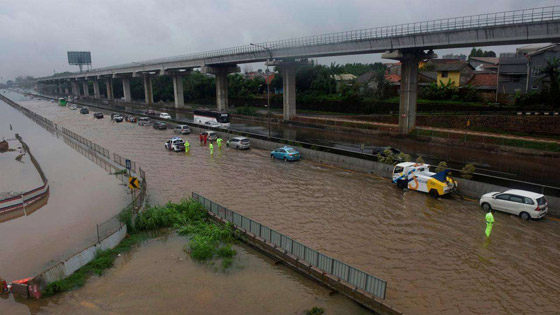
{"left": 468, "top": 47, "right": 496, "bottom": 59}
{"left": 460, "top": 163, "right": 476, "bottom": 179}
{"left": 44, "top": 199, "right": 238, "bottom": 297}
{"left": 235, "top": 105, "right": 258, "bottom": 116}
{"left": 416, "top": 155, "right": 425, "bottom": 164}
{"left": 435, "top": 161, "right": 448, "bottom": 173}
{"left": 305, "top": 306, "right": 325, "bottom": 315}
{"left": 113, "top": 169, "right": 128, "bottom": 175}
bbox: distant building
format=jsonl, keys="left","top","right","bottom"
{"left": 499, "top": 52, "right": 516, "bottom": 58}
{"left": 331, "top": 73, "right": 357, "bottom": 91}
{"left": 428, "top": 59, "right": 475, "bottom": 87}
{"left": 497, "top": 57, "right": 527, "bottom": 97}
{"left": 466, "top": 72, "right": 497, "bottom": 101}
{"left": 525, "top": 43, "right": 560, "bottom": 91}
{"left": 441, "top": 53, "right": 467, "bottom": 61}
{"left": 469, "top": 57, "right": 499, "bottom": 72}
{"left": 515, "top": 43, "right": 554, "bottom": 57}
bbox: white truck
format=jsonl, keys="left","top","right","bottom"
{"left": 392, "top": 162, "right": 457, "bottom": 197}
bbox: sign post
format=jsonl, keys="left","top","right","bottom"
{"left": 128, "top": 176, "right": 139, "bottom": 209}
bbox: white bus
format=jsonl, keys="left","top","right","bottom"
{"left": 193, "top": 109, "right": 230, "bottom": 128}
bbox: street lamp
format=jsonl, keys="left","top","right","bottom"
{"left": 250, "top": 43, "right": 273, "bottom": 138}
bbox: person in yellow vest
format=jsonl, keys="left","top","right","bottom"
{"left": 216, "top": 137, "right": 223, "bottom": 149}
{"left": 209, "top": 142, "right": 214, "bottom": 155}
{"left": 184, "top": 140, "right": 190, "bottom": 153}
{"left": 485, "top": 210, "right": 494, "bottom": 238}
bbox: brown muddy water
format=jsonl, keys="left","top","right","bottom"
{"left": 9, "top": 93, "right": 560, "bottom": 314}
{"left": 0, "top": 97, "right": 128, "bottom": 284}
{"left": 6, "top": 234, "right": 368, "bottom": 314}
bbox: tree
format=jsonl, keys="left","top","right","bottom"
{"left": 538, "top": 57, "right": 560, "bottom": 107}
{"left": 468, "top": 47, "right": 496, "bottom": 59}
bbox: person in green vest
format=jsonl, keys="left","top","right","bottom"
{"left": 209, "top": 142, "right": 214, "bottom": 155}
{"left": 216, "top": 137, "right": 223, "bottom": 149}
{"left": 485, "top": 210, "right": 494, "bottom": 238}
{"left": 184, "top": 140, "right": 190, "bottom": 153}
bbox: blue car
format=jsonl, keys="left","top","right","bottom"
{"left": 270, "top": 146, "right": 301, "bottom": 161}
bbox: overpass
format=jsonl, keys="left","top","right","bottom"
{"left": 36, "top": 6, "right": 560, "bottom": 134}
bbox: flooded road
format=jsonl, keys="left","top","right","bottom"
{"left": 7, "top": 234, "right": 367, "bottom": 314}
{"left": 12, "top": 93, "right": 560, "bottom": 314}
{"left": 0, "top": 95, "right": 128, "bottom": 284}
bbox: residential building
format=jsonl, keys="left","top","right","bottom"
{"left": 331, "top": 73, "right": 357, "bottom": 91}
{"left": 441, "top": 53, "right": 467, "bottom": 61}
{"left": 469, "top": 57, "right": 499, "bottom": 72}
{"left": 526, "top": 43, "right": 560, "bottom": 91}
{"left": 466, "top": 71, "right": 497, "bottom": 101}
{"left": 515, "top": 43, "right": 553, "bottom": 57}
{"left": 429, "top": 59, "right": 474, "bottom": 87}
{"left": 497, "top": 57, "right": 527, "bottom": 98}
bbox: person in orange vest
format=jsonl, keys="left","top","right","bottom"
{"left": 199, "top": 133, "right": 204, "bottom": 145}
{"left": 203, "top": 133, "right": 208, "bottom": 145}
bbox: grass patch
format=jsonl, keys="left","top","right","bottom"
{"left": 113, "top": 169, "right": 128, "bottom": 175}
{"left": 305, "top": 306, "right": 325, "bottom": 315}
{"left": 44, "top": 199, "right": 237, "bottom": 298}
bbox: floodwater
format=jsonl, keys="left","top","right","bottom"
{"left": 8, "top": 234, "right": 368, "bottom": 314}
{"left": 0, "top": 137, "right": 42, "bottom": 194}
{"left": 0, "top": 95, "right": 128, "bottom": 286}
{"left": 10, "top": 92, "right": 560, "bottom": 314}
{"left": 85, "top": 98, "right": 558, "bottom": 185}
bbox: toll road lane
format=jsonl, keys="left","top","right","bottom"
{"left": 14, "top": 96, "right": 560, "bottom": 315}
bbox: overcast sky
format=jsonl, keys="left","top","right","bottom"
{"left": 0, "top": 0, "right": 557, "bottom": 81}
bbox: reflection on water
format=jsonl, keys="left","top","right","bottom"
{"left": 12, "top": 95, "right": 560, "bottom": 314}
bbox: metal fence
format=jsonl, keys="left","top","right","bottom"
{"left": 37, "top": 6, "right": 559, "bottom": 78}
{"left": 192, "top": 192, "right": 387, "bottom": 300}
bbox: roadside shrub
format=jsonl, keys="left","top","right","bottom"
{"left": 235, "top": 105, "right": 258, "bottom": 116}
{"left": 460, "top": 163, "right": 476, "bottom": 179}
{"left": 435, "top": 161, "right": 448, "bottom": 173}
{"left": 188, "top": 236, "right": 216, "bottom": 261}
{"left": 376, "top": 148, "right": 395, "bottom": 164}
{"left": 305, "top": 307, "right": 325, "bottom": 315}
{"left": 416, "top": 155, "right": 425, "bottom": 164}
{"left": 397, "top": 152, "right": 411, "bottom": 162}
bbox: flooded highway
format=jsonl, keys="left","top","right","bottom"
{"left": 10, "top": 93, "right": 560, "bottom": 314}
{"left": 0, "top": 95, "right": 128, "bottom": 283}
{"left": 66, "top": 97, "right": 559, "bottom": 186}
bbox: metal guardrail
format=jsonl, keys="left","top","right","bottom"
{"left": 192, "top": 192, "right": 387, "bottom": 300}
{"left": 37, "top": 6, "right": 559, "bottom": 79}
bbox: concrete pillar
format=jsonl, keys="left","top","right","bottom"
{"left": 172, "top": 75, "right": 184, "bottom": 108}
{"left": 399, "top": 57, "right": 419, "bottom": 134}
{"left": 71, "top": 81, "right": 79, "bottom": 96}
{"left": 93, "top": 80, "right": 100, "bottom": 99}
{"left": 122, "top": 78, "right": 132, "bottom": 102}
{"left": 281, "top": 64, "right": 297, "bottom": 120}
{"left": 201, "top": 65, "right": 240, "bottom": 111}
{"left": 382, "top": 49, "right": 436, "bottom": 134}
{"left": 105, "top": 79, "right": 113, "bottom": 101}
{"left": 57, "top": 83, "right": 63, "bottom": 94}
{"left": 143, "top": 76, "right": 153, "bottom": 104}
{"left": 82, "top": 81, "right": 89, "bottom": 97}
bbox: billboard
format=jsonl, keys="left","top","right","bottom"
{"left": 67, "top": 51, "right": 92, "bottom": 65}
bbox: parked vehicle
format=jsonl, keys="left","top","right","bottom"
{"left": 145, "top": 109, "right": 156, "bottom": 116}
{"left": 226, "top": 136, "right": 250, "bottom": 150}
{"left": 138, "top": 117, "right": 152, "bottom": 126}
{"left": 80, "top": 107, "right": 89, "bottom": 114}
{"left": 110, "top": 113, "right": 118, "bottom": 120}
{"left": 200, "top": 131, "right": 217, "bottom": 142}
{"left": 153, "top": 122, "right": 168, "bottom": 130}
{"left": 479, "top": 190, "right": 548, "bottom": 220}
{"left": 69, "top": 104, "right": 78, "bottom": 110}
{"left": 165, "top": 137, "right": 186, "bottom": 152}
{"left": 392, "top": 162, "right": 457, "bottom": 197}
{"left": 93, "top": 112, "right": 104, "bottom": 119}
{"left": 113, "top": 114, "right": 124, "bottom": 123}
{"left": 194, "top": 109, "right": 230, "bottom": 128}
{"left": 271, "top": 146, "right": 301, "bottom": 161}
{"left": 204, "top": 121, "right": 221, "bottom": 128}
{"left": 159, "top": 112, "right": 172, "bottom": 119}
{"left": 125, "top": 115, "right": 137, "bottom": 123}
{"left": 174, "top": 125, "right": 191, "bottom": 135}
{"left": 58, "top": 98, "right": 66, "bottom": 106}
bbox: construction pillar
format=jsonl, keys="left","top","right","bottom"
{"left": 93, "top": 80, "right": 100, "bottom": 99}
{"left": 57, "top": 82, "right": 63, "bottom": 94}
{"left": 172, "top": 75, "right": 184, "bottom": 108}
{"left": 201, "top": 65, "right": 240, "bottom": 111}
{"left": 82, "top": 81, "right": 89, "bottom": 97}
{"left": 122, "top": 78, "right": 132, "bottom": 102}
{"left": 143, "top": 76, "right": 153, "bottom": 105}
{"left": 382, "top": 49, "right": 436, "bottom": 134}
{"left": 71, "top": 81, "right": 79, "bottom": 96}
{"left": 266, "top": 59, "right": 310, "bottom": 121}
{"left": 105, "top": 79, "right": 113, "bottom": 101}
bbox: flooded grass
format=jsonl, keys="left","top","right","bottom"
{"left": 45, "top": 199, "right": 238, "bottom": 297}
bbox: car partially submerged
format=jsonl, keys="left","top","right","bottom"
{"left": 126, "top": 115, "right": 137, "bottom": 123}
{"left": 480, "top": 189, "right": 548, "bottom": 220}
{"left": 153, "top": 121, "right": 168, "bottom": 130}
{"left": 165, "top": 137, "right": 185, "bottom": 152}
{"left": 138, "top": 117, "right": 152, "bottom": 126}
{"left": 392, "top": 162, "right": 457, "bottom": 197}
{"left": 226, "top": 136, "right": 250, "bottom": 150}
{"left": 93, "top": 112, "right": 104, "bottom": 119}
{"left": 271, "top": 146, "right": 301, "bottom": 161}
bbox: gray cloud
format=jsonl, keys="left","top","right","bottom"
{"left": 0, "top": 0, "right": 556, "bottom": 80}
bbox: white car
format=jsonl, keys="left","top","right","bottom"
{"left": 164, "top": 137, "right": 185, "bottom": 152}
{"left": 159, "top": 113, "right": 172, "bottom": 119}
{"left": 204, "top": 121, "right": 221, "bottom": 128}
{"left": 479, "top": 189, "right": 548, "bottom": 220}
{"left": 226, "top": 136, "right": 250, "bottom": 150}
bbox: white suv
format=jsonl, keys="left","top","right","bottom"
{"left": 160, "top": 112, "right": 172, "bottom": 119}
{"left": 479, "top": 189, "right": 548, "bottom": 220}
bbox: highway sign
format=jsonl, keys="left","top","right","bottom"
{"left": 125, "top": 159, "right": 131, "bottom": 170}
{"left": 128, "top": 176, "right": 139, "bottom": 190}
